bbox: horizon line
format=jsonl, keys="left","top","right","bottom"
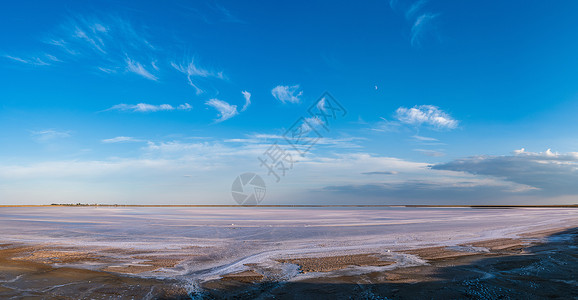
{"left": 1, "top": 204, "right": 577, "bottom": 208}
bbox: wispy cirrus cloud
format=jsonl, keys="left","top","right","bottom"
{"left": 6, "top": 13, "right": 232, "bottom": 96}
{"left": 272, "top": 85, "right": 303, "bottom": 104}
{"left": 405, "top": 0, "right": 429, "bottom": 19}
{"left": 372, "top": 117, "right": 403, "bottom": 132}
{"left": 389, "top": 0, "right": 440, "bottom": 47}
{"left": 241, "top": 91, "right": 251, "bottom": 112}
{"left": 126, "top": 57, "right": 158, "bottom": 81}
{"left": 171, "top": 59, "right": 224, "bottom": 95}
{"left": 101, "top": 136, "right": 143, "bottom": 143}
{"left": 205, "top": 99, "right": 238, "bottom": 122}
{"left": 31, "top": 129, "right": 71, "bottom": 142}
{"left": 106, "top": 103, "right": 192, "bottom": 113}
{"left": 208, "top": 2, "right": 245, "bottom": 23}
{"left": 411, "top": 135, "right": 438, "bottom": 142}
{"left": 3, "top": 54, "right": 53, "bottom": 66}
{"left": 224, "top": 133, "right": 363, "bottom": 149}
{"left": 4, "top": 14, "right": 162, "bottom": 81}
{"left": 410, "top": 13, "right": 439, "bottom": 47}
{"left": 72, "top": 24, "right": 107, "bottom": 54}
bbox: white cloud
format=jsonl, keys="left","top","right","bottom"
{"left": 178, "top": 103, "right": 192, "bottom": 110}
{"left": 171, "top": 60, "right": 224, "bottom": 95}
{"left": 412, "top": 135, "right": 438, "bottom": 142}
{"left": 210, "top": 2, "right": 244, "bottom": 23}
{"left": 105, "top": 103, "right": 192, "bottom": 113}
{"left": 303, "top": 116, "right": 325, "bottom": 129}
{"left": 2, "top": 138, "right": 567, "bottom": 204}
{"left": 101, "top": 136, "right": 142, "bottom": 143}
{"left": 3, "top": 55, "right": 51, "bottom": 66}
{"left": 205, "top": 99, "right": 238, "bottom": 122}
{"left": 224, "top": 133, "right": 363, "bottom": 149}
{"left": 126, "top": 57, "right": 158, "bottom": 81}
{"left": 389, "top": 0, "right": 440, "bottom": 48}
{"left": 395, "top": 105, "right": 458, "bottom": 129}
{"left": 46, "top": 39, "right": 78, "bottom": 55}
{"left": 44, "top": 54, "right": 61, "bottom": 62}
{"left": 406, "top": 0, "right": 429, "bottom": 20}
{"left": 241, "top": 91, "right": 251, "bottom": 112}
{"left": 107, "top": 103, "right": 173, "bottom": 112}
{"left": 97, "top": 67, "right": 117, "bottom": 74}
{"left": 73, "top": 26, "right": 106, "bottom": 54}
{"left": 513, "top": 148, "right": 526, "bottom": 155}
{"left": 271, "top": 85, "right": 303, "bottom": 104}
{"left": 512, "top": 148, "right": 578, "bottom": 161}
{"left": 411, "top": 13, "right": 439, "bottom": 47}
{"left": 372, "top": 117, "right": 402, "bottom": 132}
{"left": 31, "top": 130, "right": 71, "bottom": 142}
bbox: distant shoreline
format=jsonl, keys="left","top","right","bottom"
{"left": 0, "top": 204, "right": 577, "bottom": 208}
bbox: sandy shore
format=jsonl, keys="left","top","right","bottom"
{"left": 202, "top": 226, "right": 578, "bottom": 299}
{"left": 0, "top": 245, "right": 190, "bottom": 299}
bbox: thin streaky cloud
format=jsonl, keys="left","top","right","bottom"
{"left": 406, "top": 0, "right": 429, "bottom": 20}
{"left": 171, "top": 60, "right": 225, "bottom": 95}
{"left": 41, "top": 14, "right": 160, "bottom": 79}
{"left": 31, "top": 129, "right": 71, "bottom": 142}
{"left": 241, "top": 91, "right": 251, "bottom": 112}
{"left": 411, "top": 13, "right": 439, "bottom": 47}
{"left": 101, "top": 136, "right": 143, "bottom": 143}
{"left": 44, "top": 54, "right": 61, "bottom": 62}
{"left": 3, "top": 55, "right": 50, "bottom": 66}
{"left": 98, "top": 67, "right": 117, "bottom": 74}
{"left": 126, "top": 57, "right": 158, "bottom": 81}
{"left": 211, "top": 3, "right": 245, "bottom": 23}
{"left": 372, "top": 117, "right": 402, "bottom": 132}
{"left": 151, "top": 61, "right": 159, "bottom": 71}
{"left": 412, "top": 135, "right": 438, "bottom": 142}
{"left": 45, "top": 39, "right": 79, "bottom": 55}
{"left": 205, "top": 99, "right": 238, "bottom": 122}
{"left": 73, "top": 26, "right": 106, "bottom": 54}
{"left": 105, "top": 103, "right": 193, "bottom": 112}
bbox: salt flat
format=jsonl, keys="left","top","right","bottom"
{"left": 0, "top": 207, "right": 575, "bottom": 276}
{"left": 0, "top": 207, "right": 576, "bottom": 298}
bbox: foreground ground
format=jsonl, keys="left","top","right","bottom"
{"left": 0, "top": 207, "right": 576, "bottom": 299}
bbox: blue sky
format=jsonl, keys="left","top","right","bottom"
{"left": 1, "top": 0, "right": 578, "bottom": 205}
